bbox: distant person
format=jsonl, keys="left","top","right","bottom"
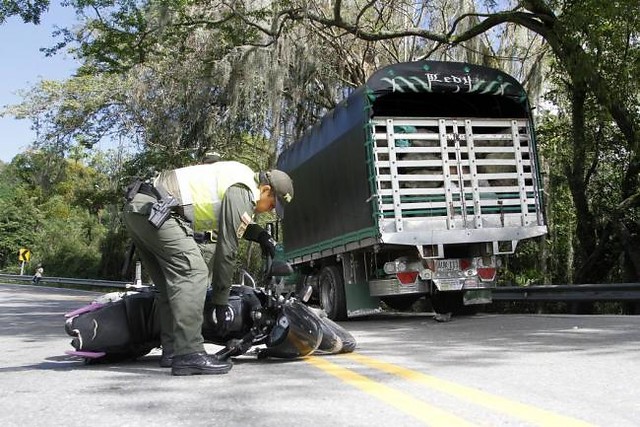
{"left": 32, "top": 264, "right": 44, "bottom": 284}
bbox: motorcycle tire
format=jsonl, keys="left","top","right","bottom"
{"left": 312, "top": 308, "right": 356, "bottom": 354}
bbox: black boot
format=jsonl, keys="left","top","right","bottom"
{"left": 171, "top": 351, "right": 232, "bottom": 376}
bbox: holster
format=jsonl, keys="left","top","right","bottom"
{"left": 124, "top": 179, "right": 179, "bottom": 229}
{"left": 147, "top": 185, "right": 179, "bottom": 229}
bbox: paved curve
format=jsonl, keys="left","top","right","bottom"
{"left": 1, "top": 283, "right": 639, "bottom": 426}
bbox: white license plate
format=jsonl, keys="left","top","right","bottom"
{"left": 436, "top": 259, "right": 460, "bottom": 271}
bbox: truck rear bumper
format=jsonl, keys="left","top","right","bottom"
{"left": 369, "top": 278, "right": 429, "bottom": 297}
{"left": 369, "top": 277, "right": 495, "bottom": 297}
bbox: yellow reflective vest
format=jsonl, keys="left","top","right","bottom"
{"left": 155, "top": 161, "right": 259, "bottom": 232}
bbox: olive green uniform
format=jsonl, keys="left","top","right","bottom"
{"left": 123, "top": 184, "right": 255, "bottom": 356}
{"left": 197, "top": 238, "right": 216, "bottom": 286}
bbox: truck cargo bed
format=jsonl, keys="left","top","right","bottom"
{"left": 277, "top": 60, "right": 547, "bottom": 264}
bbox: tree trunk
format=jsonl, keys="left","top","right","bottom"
{"left": 563, "top": 84, "right": 597, "bottom": 283}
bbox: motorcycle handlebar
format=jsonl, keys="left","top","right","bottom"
{"left": 259, "top": 253, "right": 293, "bottom": 290}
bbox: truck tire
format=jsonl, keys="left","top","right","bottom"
{"left": 319, "top": 265, "right": 347, "bottom": 321}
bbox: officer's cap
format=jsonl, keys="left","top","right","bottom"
{"left": 262, "top": 170, "right": 294, "bottom": 218}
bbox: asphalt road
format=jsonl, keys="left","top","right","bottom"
{"left": 1, "top": 283, "right": 639, "bottom": 427}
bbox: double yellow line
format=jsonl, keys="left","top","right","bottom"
{"left": 305, "top": 353, "right": 593, "bottom": 427}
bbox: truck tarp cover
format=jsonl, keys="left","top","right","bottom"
{"left": 277, "top": 60, "right": 529, "bottom": 256}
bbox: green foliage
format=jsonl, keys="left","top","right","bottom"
{"left": 499, "top": 239, "right": 547, "bottom": 286}
{"left": 0, "top": 187, "right": 42, "bottom": 271}
{"left": 0, "top": 151, "right": 123, "bottom": 279}
{"left": 536, "top": 112, "right": 576, "bottom": 283}
{"left": 98, "top": 227, "right": 129, "bottom": 280}
{"left": 0, "top": 0, "right": 49, "bottom": 24}
{"left": 33, "top": 197, "right": 104, "bottom": 278}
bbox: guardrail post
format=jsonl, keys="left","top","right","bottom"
{"left": 135, "top": 261, "right": 142, "bottom": 287}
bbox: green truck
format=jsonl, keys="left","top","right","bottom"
{"left": 276, "top": 60, "right": 547, "bottom": 320}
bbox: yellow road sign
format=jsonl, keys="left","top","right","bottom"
{"left": 18, "top": 248, "right": 31, "bottom": 262}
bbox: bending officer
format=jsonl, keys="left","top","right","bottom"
{"left": 123, "top": 160, "right": 293, "bottom": 376}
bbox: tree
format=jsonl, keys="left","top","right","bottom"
{"left": 0, "top": 0, "right": 49, "bottom": 24}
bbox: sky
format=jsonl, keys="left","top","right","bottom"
{"left": 0, "top": 3, "right": 80, "bottom": 163}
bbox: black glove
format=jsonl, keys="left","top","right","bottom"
{"left": 243, "top": 223, "right": 276, "bottom": 258}
{"left": 257, "top": 231, "right": 276, "bottom": 258}
{"left": 213, "top": 304, "right": 233, "bottom": 334}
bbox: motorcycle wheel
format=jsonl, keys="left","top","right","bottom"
{"left": 319, "top": 265, "right": 347, "bottom": 321}
{"left": 315, "top": 311, "right": 356, "bottom": 354}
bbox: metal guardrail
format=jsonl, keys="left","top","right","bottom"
{"left": 492, "top": 283, "right": 640, "bottom": 302}
{"left": 2, "top": 273, "right": 640, "bottom": 303}
{"left": 0, "top": 273, "right": 131, "bottom": 289}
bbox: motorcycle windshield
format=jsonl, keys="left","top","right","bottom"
{"left": 266, "top": 301, "right": 323, "bottom": 358}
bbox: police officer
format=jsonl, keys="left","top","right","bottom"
{"left": 123, "top": 161, "right": 293, "bottom": 376}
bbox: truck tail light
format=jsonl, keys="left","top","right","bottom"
{"left": 477, "top": 267, "right": 496, "bottom": 281}
{"left": 396, "top": 271, "right": 419, "bottom": 284}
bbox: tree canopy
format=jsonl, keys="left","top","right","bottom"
{"left": 1, "top": 0, "right": 639, "bottom": 285}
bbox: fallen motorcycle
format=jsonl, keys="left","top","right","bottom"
{"left": 64, "top": 257, "right": 356, "bottom": 363}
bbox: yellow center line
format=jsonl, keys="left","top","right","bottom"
{"left": 344, "top": 352, "right": 594, "bottom": 427}
{"left": 305, "top": 356, "right": 477, "bottom": 427}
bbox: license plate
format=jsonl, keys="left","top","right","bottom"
{"left": 436, "top": 259, "right": 460, "bottom": 271}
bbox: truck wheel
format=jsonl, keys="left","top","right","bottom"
{"left": 319, "top": 265, "right": 347, "bottom": 321}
